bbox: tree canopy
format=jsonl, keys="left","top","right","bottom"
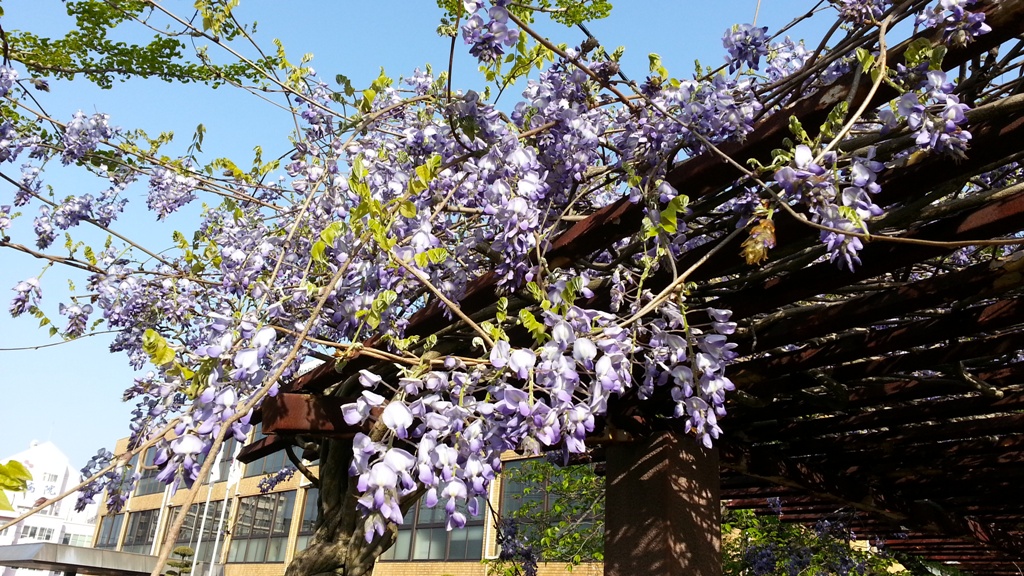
{"left": 1, "top": 1, "right": 1023, "bottom": 574}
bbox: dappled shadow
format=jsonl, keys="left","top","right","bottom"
{"left": 604, "top": 432, "right": 720, "bottom": 576}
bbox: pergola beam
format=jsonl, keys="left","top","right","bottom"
{"left": 721, "top": 442, "right": 1024, "bottom": 560}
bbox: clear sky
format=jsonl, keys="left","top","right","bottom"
{"left": 0, "top": 1, "right": 826, "bottom": 470}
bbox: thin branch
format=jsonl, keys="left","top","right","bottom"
{"left": 0, "top": 329, "right": 121, "bottom": 351}
{"left": 390, "top": 250, "right": 495, "bottom": 348}
{"left": 285, "top": 444, "right": 320, "bottom": 488}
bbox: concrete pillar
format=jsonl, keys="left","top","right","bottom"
{"left": 604, "top": 432, "right": 721, "bottom": 576}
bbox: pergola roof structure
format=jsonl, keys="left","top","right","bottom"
{"left": 241, "top": 1, "right": 1024, "bottom": 572}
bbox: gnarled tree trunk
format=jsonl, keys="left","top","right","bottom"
{"left": 286, "top": 437, "right": 393, "bottom": 576}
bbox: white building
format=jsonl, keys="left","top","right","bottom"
{"left": 0, "top": 441, "right": 98, "bottom": 576}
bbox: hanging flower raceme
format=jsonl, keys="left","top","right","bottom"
{"left": 917, "top": 0, "right": 991, "bottom": 46}
{"left": 462, "top": 1, "right": 520, "bottom": 64}
{"left": 723, "top": 24, "right": 770, "bottom": 73}
{"left": 61, "top": 111, "right": 117, "bottom": 165}
{"left": 898, "top": 70, "right": 973, "bottom": 158}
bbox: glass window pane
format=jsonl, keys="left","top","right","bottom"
{"left": 411, "top": 528, "right": 431, "bottom": 560}
{"left": 245, "top": 538, "right": 266, "bottom": 563}
{"left": 228, "top": 540, "right": 245, "bottom": 563}
{"left": 266, "top": 536, "right": 287, "bottom": 562}
{"left": 392, "top": 529, "right": 412, "bottom": 560}
{"left": 448, "top": 526, "right": 467, "bottom": 560}
{"left": 464, "top": 525, "right": 484, "bottom": 560}
{"left": 299, "top": 488, "right": 319, "bottom": 534}
{"left": 273, "top": 492, "right": 295, "bottom": 536}
{"left": 428, "top": 528, "right": 447, "bottom": 560}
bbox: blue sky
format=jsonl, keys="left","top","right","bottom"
{"left": 0, "top": 1, "right": 827, "bottom": 469}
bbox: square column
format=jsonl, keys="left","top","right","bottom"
{"left": 604, "top": 432, "right": 720, "bottom": 576}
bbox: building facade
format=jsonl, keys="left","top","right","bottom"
{"left": 0, "top": 441, "right": 99, "bottom": 576}
{"left": 93, "top": 432, "right": 601, "bottom": 576}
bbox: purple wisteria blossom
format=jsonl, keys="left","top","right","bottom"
{"left": 32, "top": 206, "right": 55, "bottom": 249}
{"left": 723, "top": 24, "right": 770, "bottom": 73}
{"left": 0, "top": 204, "right": 11, "bottom": 235}
{"left": 917, "top": 0, "right": 991, "bottom": 46}
{"left": 9, "top": 277, "right": 41, "bottom": 317}
{"left": 258, "top": 466, "right": 297, "bottom": 493}
{"left": 147, "top": 164, "right": 199, "bottom": 220}
{"left": 61, "top": 111, "right": 117, "bottom": 165}
{"left": 0, "top": 66, "right": 17, "bottom": 97}
{"left": 835, "top": 0, "right": 891, "bottom": 24}
{"left": 59, "top": 302, "right": 94, "bottom": 338}
{"left": 462, "top": 2, "right": 520, "bottom": 63}
{"left": 898, "top": 70, "right": 972, "bottom": 158}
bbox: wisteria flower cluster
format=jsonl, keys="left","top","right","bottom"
{"left": 774, "top": 144, "right": 885, "bottom": 270}
{"left": 834, "top": 0, "right": 891, "bottom": 25}
{"left": 9, "top": 277, "right": 41, "bottom": 318}
{"left": 258, "top": 466, "right": 297, "bottom": 493}
{"left": 723, "top": 24, "right": 770, "bottom": 73}
{"left": 76, "top": 448, "right": 134, "bottom": 513}
{"left": 61, "top": 111, "right": 117, "bottom": 165}
{"left": 147, "top": 164, "right": 199, "bottom": 220}
{"left": 462, "top": 0, "right": 519, "bottom": 63}
{"left": 0, "top": 66, "right": 17, "bottom": 97}
{"left": 897, "top": 70, "right": 972, "bottom": 158}
{"left": 917, "top": 0, "right": 991, "bottom": 46}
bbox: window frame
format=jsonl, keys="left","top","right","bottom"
{"left": 165, "top": 500, "right": 226, "bottom": 564}
{"left": 19, "top": 525, "right": 54, "bottom": 541}
{"left": 378, "top": 496, "right": 485, "bottom": 562}
{"left": 95, "top": 513, "right": 124, "bottom": 549}
{"left": 227, "top": 490, "right": 296, "bottom": 564}
{"left": 122, "top": 508, "right": 160, "bottom": 554}
{"left": 133, "top": 448, "right": 164, "bottom": 497}
{"left": 294, "top": 487, "right": 319, "bottom": 553}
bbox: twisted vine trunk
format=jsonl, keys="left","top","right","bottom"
{"left": 285, "top": 438, "right": 395, "bottom": 576}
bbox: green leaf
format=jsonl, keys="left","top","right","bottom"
{"left": 648, "top": 52, "right": 668, "bottom": 80}
{"left": 496, "top": 296, "right": 509, "bottom": 323}
{"left": 0, "top": 490, "right": 12, "bottom": 512}
{"left": 311, "top": 240, "right": 327, "bottom": 264}
{"left": 1, "top": 460, "right": 32, "bottom": 482}
{"left": 659, "top": 205, "right": 678, "bottom": 233}
{"left": 855, "top": 47, "right": 876, "bottom": 74}
{"left": 142, "top": 328, "right": 176, "bottom": 366}
{"left": 360, "top": 88, "right": 377, "bottom": 112}
{"left": 518, "top": 309, "right": 548, "bottom": 343}
{"left": 399, "top": 201, "right": 417, "bottom": 218}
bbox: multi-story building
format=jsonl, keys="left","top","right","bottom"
{"left": 93, "top": 430, "right": 601, "bottom": 576}
{"left": 0, "top": 441, "right": 99, "bottom": 576}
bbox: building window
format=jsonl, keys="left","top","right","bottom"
{"left": 122, "top": 509, "right": 160, "bottom": 554}
{"left": 134, "top": 448, "right": 164, "bottom": 496}
{"left": 95, "top": 514, "right": 124, "bottom": 549}
{"left": 166, "top": 500, "right": 226, "bottom": 564}
{"left": 379, "top": 497, "right": 484, "bottom": 562}
{"left": 243, "top": 430, "right": 290, "bottom": 478}
{"left": 39, "top": 500, "right": 61, "bottom": 517}
{"left": 42, "top": 472, "right": 59, "bottom": 483}
{"left": 20, "top": 526, "right": 54, "bottom": 541}
{"left": 228, "top": 491, "right": 295, "bottom": 563}
{"left": 61, "top": 533, "right": 92, "bottom": 547}
{"left": 295, "top": 488, "right": 318, "bottom": 552}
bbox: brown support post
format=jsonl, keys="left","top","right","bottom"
{"left": 604, "top": 432, "right": 721, "bottom": 576}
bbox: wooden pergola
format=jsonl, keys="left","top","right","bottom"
{"left": 240, "top": 1, "right": 1024, "bottom": 573}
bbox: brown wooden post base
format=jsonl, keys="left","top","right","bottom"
{"left": 604, "top": 432, "right": 721, "bottom": 576}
